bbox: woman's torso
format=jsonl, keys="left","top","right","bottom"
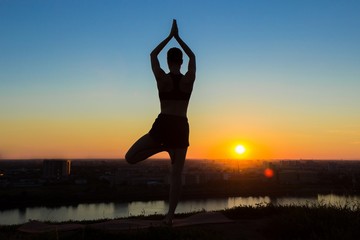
{"left": 157, "top": 73, "right": 193, "bottom": 117}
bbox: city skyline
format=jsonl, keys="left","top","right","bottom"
{"left": 1, "top": 0, "right": 360, "bottom": 160}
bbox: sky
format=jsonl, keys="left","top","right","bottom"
{"left": 1, "top": 0, "right": 360, "bottom": 160}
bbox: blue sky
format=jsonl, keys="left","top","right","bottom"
{"left": 1, "top": 0, "right": 360, "bottom": 159}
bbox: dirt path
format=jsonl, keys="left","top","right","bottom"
{"left": 14, "top": 212, "right": 273, "bottom": 240}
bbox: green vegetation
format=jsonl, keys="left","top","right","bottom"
{"left": 1, "top": 202, "right": 359, "bottom": 240}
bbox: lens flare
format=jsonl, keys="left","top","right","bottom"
{"left": 264, "top": 168, "right": 274, "bottom": 178}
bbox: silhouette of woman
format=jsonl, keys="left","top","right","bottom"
{"left": 125, "top": 19, "right": 196, "bottom": 225}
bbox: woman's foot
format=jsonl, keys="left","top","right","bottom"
{"left": 162, "top": 215, "right": 173, "bottom": 227}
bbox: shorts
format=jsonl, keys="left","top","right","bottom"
{"left": 149, "top": 114, "right": 189, "bottom": 148}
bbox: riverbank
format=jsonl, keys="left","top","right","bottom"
{"left": 0, "top": 180, "right": 354, "bottom": 210}
{"left": 1, "top": 203, "right": 359, "bottom": 240}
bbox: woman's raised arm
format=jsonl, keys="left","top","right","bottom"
{"left": 150, "top": 28, "right": 173, "bottom": 79}
{"left": 173, "top": 20, "right": 196, "bottom": 81}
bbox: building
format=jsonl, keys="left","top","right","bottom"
{"left": 43, "top": 159, "right": 71, "bottom": 181}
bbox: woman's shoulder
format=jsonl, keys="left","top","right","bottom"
{"left": 156, "top": 73, "right": 172, "bottom": 91}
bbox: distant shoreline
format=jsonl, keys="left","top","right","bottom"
{"left": 2, "top": 158, "right": 360, "bottom": 210}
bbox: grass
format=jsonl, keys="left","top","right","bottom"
{"left": 1, "top": 202, "right": 360, "bottom": 240}
{"left": 222, "top": 201, "right": 360, "bottom": 240}
{"left": 263, "top": 202, "right": 360, "bottom": 240}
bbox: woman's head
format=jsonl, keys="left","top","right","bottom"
{"left": 167, "top": 47, "right": 183, "bottom": 65}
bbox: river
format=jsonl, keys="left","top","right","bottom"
{"left": 1, "top": 194, "right": 359, "bottom": 225}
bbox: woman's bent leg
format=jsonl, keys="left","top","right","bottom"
{"left": 125, "top": 134, "right": 165, "bottom": 164}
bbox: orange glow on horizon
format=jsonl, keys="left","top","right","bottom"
{"left": 2, "top": 117, "right": 360, "bottom": 160}
{"left": 203, "top": 138, "right": 272, "bottom": 160}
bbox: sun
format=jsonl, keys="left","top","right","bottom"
{"left": 235, "top": 145, "right": 246, "bottom": 154}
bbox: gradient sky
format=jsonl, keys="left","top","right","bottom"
{"left": 1, "top": 0, "right": 360, "bottom": 160}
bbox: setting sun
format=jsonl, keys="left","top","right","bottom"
{"left": 235, "top": 145, "right": 246, "bottom": 154}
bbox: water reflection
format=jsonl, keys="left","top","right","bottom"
{"left": 1, "top": 194, "right": 359, "bottom": 226}
{"left": 128, "top": 201, "right": 167, "bottom": 216}
{"left": 318, "top": 194, "right": 360, "bottom": 209}
{"left": 228, "top": 196, "right": 271, "bottom": 208}
{"left": 270, "top": 196, "right": 318, "bottom": 206}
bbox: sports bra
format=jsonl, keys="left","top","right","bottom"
{"left": 158, "top": 73, "right": 191, "bottom": 101}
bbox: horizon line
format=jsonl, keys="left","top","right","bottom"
{"left": 1, "top": 158, "right": 360, "bottom": 161}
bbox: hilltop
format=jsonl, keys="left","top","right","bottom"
{"left": 2, "top": 203, "right": 360, "bottom": 240}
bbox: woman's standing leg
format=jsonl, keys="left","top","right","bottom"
{"left": 164, "top": 148, "right": 187, "bottom": 224}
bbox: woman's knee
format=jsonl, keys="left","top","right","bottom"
{"left": 125, "top": 150, "right": 138, "bottom": 164}
{"left": 125, "top": 148, "right": 152, "bottom": 164}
